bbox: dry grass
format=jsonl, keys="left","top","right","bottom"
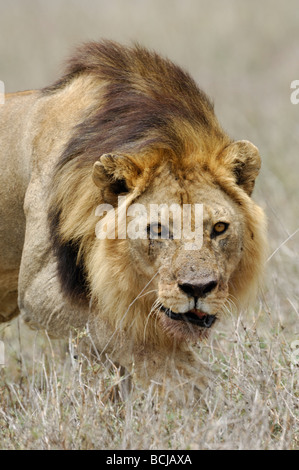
{"left": 0, "top": 309, "right": 297, "bottom": 450}
{"left": 0, "top": 0, "right": 298, "bottom": 450}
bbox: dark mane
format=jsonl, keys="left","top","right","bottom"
{"left": 44, "top": 41, "right": 220, "bottom": 169}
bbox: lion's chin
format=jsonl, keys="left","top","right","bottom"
{"left": 159, "top": 306, "right": 217, "bottom": 342}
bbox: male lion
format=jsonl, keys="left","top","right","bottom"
{"left": 0, "top": 41, "right": 267, "bottom": 393}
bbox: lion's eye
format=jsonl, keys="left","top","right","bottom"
{"left": 212, "top": 222, "right": 229, "bottom": 236}
{"left": 148, "top": 223, "right": 169, "bottom": 239}
{"left": 151, "top": 223, "right": 162, "bottom": 235}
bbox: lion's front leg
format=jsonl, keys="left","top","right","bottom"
{"left": 0, "top": 270, "right": 20, "bottom": 323}
{"left": 88, "top": 316, "right": 209, "bottom": 401}
{"left": 18, "top": 167, "right": 90, "bottom": 337}
{"left": 130, "top": 347, "right": 210, "bottom": 401}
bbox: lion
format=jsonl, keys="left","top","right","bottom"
{"left": 0, "top": 41, "right": 267, "bottom": 394}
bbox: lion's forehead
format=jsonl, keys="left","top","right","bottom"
{"left": 138, "top": 177, "right": 240, "bottom": 224}
{"left": 201, "top": 199, "right": 239, "bottom": 222}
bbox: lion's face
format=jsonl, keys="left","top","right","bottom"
{"left": 88, "top": 139, "right": 266, "bottom": 345}
{"left": 124, "top": 165, "right": 245, "bottom": 341}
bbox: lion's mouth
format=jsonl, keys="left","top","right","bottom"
{"left": 161, "top": 306, "right": 216, "bottom": 328}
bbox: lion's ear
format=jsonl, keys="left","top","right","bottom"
{"left": 222, "top": 140, "right": 261, "bottom": 196}
{"left": 92, "top": 154, "right": 140, "bottom": 203}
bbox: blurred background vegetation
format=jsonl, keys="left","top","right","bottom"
{"left": 0, "top": 0, "right": 298, "bottom": 449}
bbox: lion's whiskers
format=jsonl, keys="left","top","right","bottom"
{"left": 143, "top": 298, "right": 163, "bottom": 342}
{"left": 136, "top": 289, "right": 158, "bottom": 300}
{"left": 221, "top": 297, "right": 237, "bottom": 320}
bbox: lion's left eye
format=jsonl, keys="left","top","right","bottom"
{"left": 212, "top": 222, "right": 229, "bottom": 236}
{"left": 148, "top": 223, "right": 169, "bottom": 239}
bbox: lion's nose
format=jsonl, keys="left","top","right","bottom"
{"left": 178, "top": 280, "right": 218, "bottom": 298}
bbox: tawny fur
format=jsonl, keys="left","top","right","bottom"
{"left": 0, "top": 41, "right": 267, "bottom": 395}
